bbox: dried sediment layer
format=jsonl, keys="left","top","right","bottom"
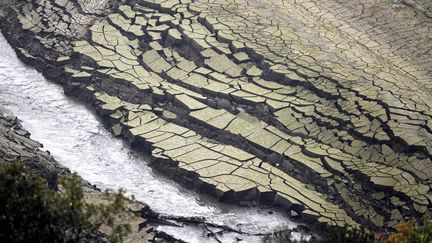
{"left": 1, "top": 0, "right": 431, "bottom": 232}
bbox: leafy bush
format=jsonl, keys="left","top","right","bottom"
{"left": 0, "top": 161, "right": 131, "bottom": 243}
{"left": 379, "top": 218, "right": 432, "bottom": 243}
{"left": 264, "top": 220, "right": 432, "bottom": 243}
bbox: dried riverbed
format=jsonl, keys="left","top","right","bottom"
{"left": 0, "top": 32, "right": 303, "bottom": 243}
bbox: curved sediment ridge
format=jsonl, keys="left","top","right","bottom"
{"left": 0, "top": 32, "right": 300, "bottom": 242}
{"left": 0, "top": 0, "right": 431, "bottom": 233}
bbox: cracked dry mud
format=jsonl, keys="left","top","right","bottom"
{"left": 0, "top": 0, "right": 431, "bottom": 232}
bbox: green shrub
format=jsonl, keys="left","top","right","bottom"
{"left": 264, "top": 220, "right": 432, "bottom": 243}
{"left": 263, "top": 226, "right": 374, "bottom": 243}
{"left": 0, "top": 161, "right": 131, "bottom": 243}
{"left": 379, "top": 218, "right": 432, "bottom": 243}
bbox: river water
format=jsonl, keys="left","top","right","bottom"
{"left": 0, "top": 33, "right": 300, "bottom": 242}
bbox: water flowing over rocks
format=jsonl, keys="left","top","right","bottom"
{"left": 1, "top": 0, "right": 431, "bottom": 236}
{"left": 0, "top": 106, "right": 68, "bottom": 187}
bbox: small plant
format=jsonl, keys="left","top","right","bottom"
{"left": 0, "top": 161, "right": 131, "bottom": 243}
{"left": 379, "top": 218, "right": 432, "bottom": 243}
{"left": 263, "top": 219, "right": 432, "bottom": 243}
{"left": 262, "top": 226, "right": 374, "bottom": 243}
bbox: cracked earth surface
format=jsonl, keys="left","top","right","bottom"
{"left": 1, "top": 0, "right": 431, "bottom": 232}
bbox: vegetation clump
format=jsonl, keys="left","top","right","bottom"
{"left": 265, "top": 218, "right": 432, "bottom": 243}
{"left": 0, "top": 161, "right": 131, "bottom": 243}
{"left": 380, "top": 218, "right": 432, "bottom": 243}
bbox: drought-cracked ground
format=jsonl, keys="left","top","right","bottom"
{"left": 1, "top": 0, "right": 431, "bottom": 233}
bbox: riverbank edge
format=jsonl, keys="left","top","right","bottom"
{"left": 0, "top": 104, "right": 163, "bottom": 241}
